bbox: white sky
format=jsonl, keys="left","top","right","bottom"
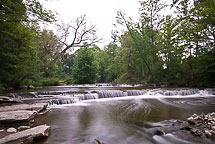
{"left": 39, "top": 0, "right": 172, "bottom": 48}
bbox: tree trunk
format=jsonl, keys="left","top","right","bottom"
{"left": 127, "top": 50, "right": 132, "bottom": 82}
{"left": 142, "top": 56, "right": 145, "bottom": 77}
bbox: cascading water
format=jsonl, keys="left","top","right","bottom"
{"left": 8, "top": 85, "right": 214, "bottom": 144}
{"left": 8, "top": 88, "right": 214, "bottom": 106}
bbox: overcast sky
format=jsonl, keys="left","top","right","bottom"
{"left": 39, "top": 0, "right": 171, "bottom": 48}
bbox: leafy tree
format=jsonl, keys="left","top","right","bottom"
{"left": 36, "top": 29, "right": 62, "bottom": 77}
{"left": 0, "top": 0, "right": 55, "bottom": 88}
{"left": 139, "top": 0, "right": 167, "bottom": 64}
{"left": 0, "top": 21, "right": 38, "bottom": 87}
{"left": 72, "top": 45, "right": 99, "bottom": 84}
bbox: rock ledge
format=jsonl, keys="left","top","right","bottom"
{"left": 0, "top": 124, "right": 51, "bottom": 144}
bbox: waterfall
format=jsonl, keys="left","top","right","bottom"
{"left": 127, "top": 90, "right": 148, "bottom": 96}
{"left": 48, "top": 98, "right": 76, "bottom": 105}
{"left": 96, "top": 90, "right": 127, "bottom": 98}
{"left": 8, "top": 88, "right": 214, "bottom": 106}
{"left": 150, "top": 89, "right": 199, "bottom": 96}
{"left": 75, "top": 93, "right": 98, "bottom": 100}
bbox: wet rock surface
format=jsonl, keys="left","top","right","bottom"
{"left": 0, "top": 103, "right": 48, "bottom": 113}
{"left": 0, "top": 110, "right": 36, "bottom": 124}
{"left": 0, "top": 102, "right": 51, "bottom": 143}
{"left": 0, "top": 124, "right": 51, "bottom": 144}
{"left": 147, "top": 112, "right": 215, "bottom": 143}
{"left": 0, "top": 96, "right": 22, "bottom": 104}
{"left": 187, "top": 113, "right": 215, "bottom": 138}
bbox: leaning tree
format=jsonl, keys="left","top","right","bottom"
{"left": 51, "top": 15, "right": 101, "bottom": 66}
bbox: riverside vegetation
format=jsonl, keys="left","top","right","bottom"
{"left": 1, "top": 1, "right": 215, "bottom": 143}
{"left": 0, "top": 0, "right": 215, "bottom": 92}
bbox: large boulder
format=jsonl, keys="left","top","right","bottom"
{"left": 0, "top": 124, "right": 51, "bottom": 144}
{"left": 0, "top": 103, "right": 48, "bottom": 113}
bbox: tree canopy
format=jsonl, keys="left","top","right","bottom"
{"left": 0, "top": 0, "right": 214, "bottom": 91}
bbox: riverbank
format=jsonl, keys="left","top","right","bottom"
{"left": 0, "top": 102, "right": 51, "bottom": 144}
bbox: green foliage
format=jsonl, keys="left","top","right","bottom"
{"left": 92, "top": 0, "right": 215, "bottom": 87}
{"left": 0, "top": 22, "right": 38, "bottom": 87}
{"left": 0, "top": 84, "right": 5, "bottom": 92}
{"left": 1, "top": 0, "right": 214, "bottom": 89}
{"left": 0, "top": 0, "right": 57, "bottom": 89}
{"left": 72, "top": 45, "right": 99, "bottom": 84}
{"left": 35, "top": 29, "right": 62, "bottom": 77}
{"left": 41, "top": 78, "right": 60, "bottom": 86}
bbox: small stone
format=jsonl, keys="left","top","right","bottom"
{"left": 208, "top": 118, "right": 213, "bottom": 122}
{"left": 29, "top": 120, "right": 34, "bottom": 123}
{"left": 205, "top": 130, "right": 212, "bottom": 138}
{"left": 0, "top": 129, "right": 4, "bottom": 132}
{"left": 187, "top": 117, "right": 196, "bottom": 124}
{"left": 18, "top": 126, "right": 31, "bottom": 131}
{"left": 210, "top": 112, "right": 215, "bottom": 117}
{"left": 212, "top": 126, "right": 215, "bottom": 131}
{"left": 7, "top": 127, "right": 17, "bottom": 133}
{"left": 191, "top": 128, "right": 201, "bottom": 136}
{"left": 28, "top": 85, "right": 35, "bottom": 89}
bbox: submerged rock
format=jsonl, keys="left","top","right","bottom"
{"left": 0, "top": 124, "right": 51, "bottom": 144}
{"left": 94, "top": 139, "right": 104, "bottom": 144}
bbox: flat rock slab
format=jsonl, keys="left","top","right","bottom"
{"left": 0, "top": 110, "right": 36, "bottom": 124}
{"left": 0, "top": 103, "right": 48, "bottom": 113}
{"left": 0, "top": 96, "right": 22, "bottom": 104}
{"left": 0, "top": 124, "right": 51, "bottom": 144}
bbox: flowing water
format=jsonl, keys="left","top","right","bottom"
{"left": 7, "top": 84, "right": 215, "bottom": 144}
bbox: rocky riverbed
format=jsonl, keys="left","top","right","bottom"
{"left": 0, "top": 96, "right": 51, "bottom": 144}
{"left": 145, "top": 112, "right": 215, "bottom": 144}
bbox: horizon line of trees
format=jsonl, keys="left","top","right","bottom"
{"left": 0, "top": 0, "right": 215, "bottom": 91}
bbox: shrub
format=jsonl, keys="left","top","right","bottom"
{"left": 41, "top": 78, "right": 60, "bottom": 86}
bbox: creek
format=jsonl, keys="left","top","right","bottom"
{"left": 8, "top": 84, "right": 215, "bottom": 144}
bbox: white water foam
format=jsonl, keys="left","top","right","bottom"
{"left": 50, "top": 89, "right": 215, "bottom": 108}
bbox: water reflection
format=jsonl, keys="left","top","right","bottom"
{"left": 34, "top": 94, "right": 215, "bottom": 144}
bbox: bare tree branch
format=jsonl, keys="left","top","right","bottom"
{"left": 51, "top": 14, "right": 101, "bottom": 66}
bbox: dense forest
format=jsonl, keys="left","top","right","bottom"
{"left": 0, "top": 0, "right": 215, "bottom": 91}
